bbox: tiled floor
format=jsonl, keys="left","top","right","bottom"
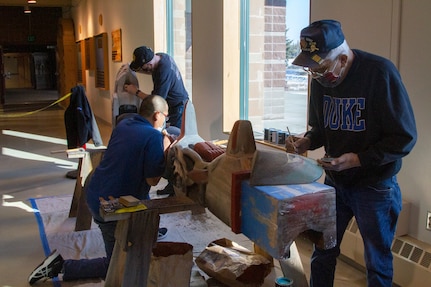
{"left": 0, "top": 89, "right": 367, "bottom": 286}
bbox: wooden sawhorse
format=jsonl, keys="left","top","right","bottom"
{"left": 68, "top": 149, "right": 105, "bottom": 231}
{"left": 102, "top": 196, "right": 203, "bottom": 287}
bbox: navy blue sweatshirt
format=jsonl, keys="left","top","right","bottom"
{"left": 151, "top": 53, "right": 189, "bottom": 107}
{"left": 305, "top": 49, "right": 417, "bottom": 187}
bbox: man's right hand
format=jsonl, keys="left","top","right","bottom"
{"left": 285, "top": 136, "right": 310, "bottom": 154}
{"left": 123, "top": 83, "right": 138, "bottom": 95}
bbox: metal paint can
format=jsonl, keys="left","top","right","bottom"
{"left": 267, "top": 128, "right": 276, "bottom": 142}
{"left": 277, "top": 131, "right": 287, "bottom": 144}
{"left": 264, "top": 128, "right": 271, "bottom": 141}
{"left": 271, "top": 129, "right": 279, "bottom": 143}
{"left": 275, "top": 277, "right": 293, "bottom": 287}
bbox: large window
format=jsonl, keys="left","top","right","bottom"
{"left": 242, "top": 0, "right": 310, "bottom": 140}
{"left": 167, "top": 0, "right": 192, "bottom": 98}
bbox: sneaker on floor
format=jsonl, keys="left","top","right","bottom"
{"left": 157, "top": 227, "right": 168, "bottom": 240}
{"left": 156, "top": 183, "right": 175, "bottom": 196}
{"left": 28, "top": 249, "right": 64, "bottom": 285}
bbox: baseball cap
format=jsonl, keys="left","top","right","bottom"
{"left": 292, "top": 20, "right": 345, "bottom": 68}
{"left": 130, "top": 46, "right": 155, "bottom": 70}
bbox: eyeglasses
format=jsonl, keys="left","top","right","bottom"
{"left": 158, "top": 111, "right": 169, "bottom": 122}
{"left": 303, "top": 58, "right": 339, "bottom": 79}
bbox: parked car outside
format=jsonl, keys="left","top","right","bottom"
{"left": 285, "top": 68, "right": 308, "bottom": 91}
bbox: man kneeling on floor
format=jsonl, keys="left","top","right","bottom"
{"left": 28, "top": 95, "right": 173, "bottom": 285}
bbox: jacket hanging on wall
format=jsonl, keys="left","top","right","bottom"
{"left": 64, "top": 85, "right": 103, "bottom": 149}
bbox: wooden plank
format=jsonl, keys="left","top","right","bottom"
{"left": 100, "top": 196, "right": 201, "bottom": 222}
{"left": 122, "top": 211, "right": 159, "bottom": 286}
{"left": 143, "top": 196, "right": 201, "bottom": 214}
{"left": 74, "top": 182, "right": 92, "bottom": 231}
{"left": 104, "top": 195, "right": 200, "bottom": 286}
{"left": 105, "top": 211, "right": 160, "bottom": 287}
{"left": 69, "top": 150, "right": 106, "bottom": 231}
{"left": 68, "top": 158, "right": 83, "bottom": 218}
{"left": 230, "top": 170, "right": 250, "bottom": 233}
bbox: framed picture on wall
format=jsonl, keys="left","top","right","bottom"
{"left": 76, "top": 40, "right": 86, "bottom": 85}
{"left": 85, "top": 37, "right": 95, "bottom": 70}
{"left": 94, "top": 32, "right": 109, "bottom": 89}
{"left": 111, "top": 29, "right": 122, "bottom": 62}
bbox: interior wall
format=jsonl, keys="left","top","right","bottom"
{"left": 192, "top": 0, "right": 226, "bottom": 141}
{"left": 310, "top": 0, "right": 431, "bottom": 244}
{"left": 310, "top": 0, "right": 400, "bottom": 62}
{"left": 397, "top": 0, "right": 431, "bottom": 242}
{"left": 70, "top": 0, "right": 156, "bottom": 125}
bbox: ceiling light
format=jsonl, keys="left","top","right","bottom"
{"left": 24, "top": 6, "right": 31, "bottom": 13}
{"left": 28, "top": 0, "right": 37, "bottom": 3}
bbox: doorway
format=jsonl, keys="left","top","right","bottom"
{"left": 1, "top": 49, "right": 58, "bottom": 108}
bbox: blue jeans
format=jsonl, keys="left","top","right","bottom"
{"left": 62, "top": 206, "right": 117, "bottom": 281}
{"left": 310, "top": 176, "right": 402, "bottom": 287}
{"left": 168, "top": 102, "right": 184, "bottom": 129}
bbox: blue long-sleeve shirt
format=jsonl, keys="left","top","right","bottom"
{"left": 305, "top": 49, "right": 417, "bottom": 187}
{"left": 86, "top": 115, "right": 165, "bottom": 215}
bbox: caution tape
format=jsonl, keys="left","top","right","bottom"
{"left": 0, "top": 92, "right": 72, "bottom": 118}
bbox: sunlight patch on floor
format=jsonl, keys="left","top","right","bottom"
{"left": 2, "top": 129, "right": 67, "bottom": 145}
{"left": 2, "top": 147, "right": 77, "bottom": 169}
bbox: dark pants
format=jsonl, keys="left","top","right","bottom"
{"left": 310, "top": 176, "right": 401, "bottom": 287}
{"left": 167, "top": 101, "right": 185, "bottom": 129}
{"left": 62, "top": 210, "right": 117, "bottom": 281}
{"left": 62, "top": 172, "right": 118, "bottom": 281}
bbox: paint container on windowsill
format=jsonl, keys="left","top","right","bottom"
{"left": 275, "top": 276, "right": 293, "bottom": 287}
